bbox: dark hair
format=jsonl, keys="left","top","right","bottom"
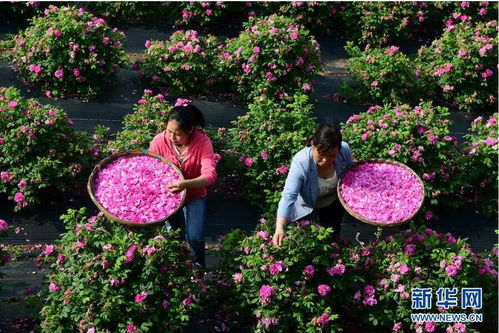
{"left": 168, "top": 104, "right": 205, "bottom": 132}
{"left": 310, "top": 123, "right": 342, "bottom": 154}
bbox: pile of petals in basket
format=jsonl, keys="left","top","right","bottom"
{"left": 94, "top": 155, "right": 183, "bottom": 223}
{"left": 339, "top": 162, "right": 424, "bottom": 224}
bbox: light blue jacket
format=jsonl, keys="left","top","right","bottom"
{"left": 277, "top": 142, "right": 353, "bottom": 221}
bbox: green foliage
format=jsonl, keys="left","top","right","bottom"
{"left": 106, "top": 91, "right": 173, "bottom": 154}
{"left": 210, "top": 222, "right": 498, "bottom": 332}
{"left": 210, "top": 219, "right": 346, "bottom": 332}
{"left": 460, "top": 113, "right": 498, "bottom": 218}
{"left": 249, "top": 2, "right": 339, "bottom": 36}
{"left": 0, "top": 219, "right": 9, "bottom": 290}
{"left": 171, "top": 1, "right": 239, "bottom": 27}
{"left": 341, "top": 102, "right": 462, "bottom": 220}
{"left": 84, "top": 1, "right": 169, "bottom": 22}
{"left": 342, "top": 42, "right": 419, "bottom": 104}
{"left": 340, "top": 1, "right": 497, "bottom": 46}
{"left": 9, "top": 5, "right": 127, "bottom": 99}
{"left": 225, "top": 93, "right": 317, "bottom": 212}
{"left": 141, "top": 30, "right": 220, "bottom": 96}
{"left": 346, "top": 226, "right": 498, "bottom": 332}
{"left": 0, "top": 87, "right": 94, "bottom": 210}
{"left": 417, "top": 19, "right": 498, "bottom": 112}
{"left": 38, "top": 208, "right": 203, "bottom": 333}
{"left": 219, "top": 14, "right": 322, "bottom": 102}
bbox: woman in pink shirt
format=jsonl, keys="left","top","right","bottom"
{"left": 149, "top": 104, "right": 217, "bottom": 267}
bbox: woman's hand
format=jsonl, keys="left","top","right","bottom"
{"left": 272, "top": 217, "right": 287, "bottom": 248}
{"left": 272, "top": 227, "right": 285, "bottom": 248}
{"left": 168, "top": 180, "right": 186, "bottom": 193}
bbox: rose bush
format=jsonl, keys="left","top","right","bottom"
{"left": 340, "top": 1, "right": 497, "bottom": 46}
{"left": 84, "top": 1, "right": 168, "bottom": 22}
{"left": 218, "top": 14, "right": 321, "bottom": 102}
{"left": 0, "top": 218, "right": 9, "bottom": 291}
{"left": 223, "top": 94, "right": 317, "bottom": 212}
{"left": 417, "top": 19, "right": 498, "bottom": 112}
{"left": 210, "top": 222, "right": 497, "bottom": 332}
{"left": 342, "top": 42, "right": 419, "bottom": 104}
{"left": 38, "top": 208, "right": 203, "bottom": 333}
{"left": 106, "top": 91, "right": 175, "bottom": 154}
{"left": 9, "top": 5, "right": 127, "bottom": 99}
{"left": 249, "top": 2, "right": 340, "bottom": 36}
{"left": 208, "top": 219, "right": 350, "bottom": 332}
{"left": 171, "top": 1, "right": 238, "bottom": 28}
{"left": 140, "top": 30, "right": 220, "bottom": 96}
{"left": 341, "top": 102, "right": 462, "bottom": 221}
{"left": 460, "top": 114, "right": 498, "bottom": 218}
{"left": 0, "top": 87, "right": 94, "bottom": 210}
{"left": 424, "top": 1, "right": 498, "bottom": 31}
{"left": 345, "top": 226, "right": 498, "bottom": 332}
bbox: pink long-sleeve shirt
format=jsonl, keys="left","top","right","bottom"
{"left": 149, "top": 129, "right": 217, "bottom": 203}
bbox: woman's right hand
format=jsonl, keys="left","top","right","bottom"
{"left": 272, "top": 217, "right": 287, "bottom": 248}
{"left": 272, "top": 228, "right": 285, "bottom": 248}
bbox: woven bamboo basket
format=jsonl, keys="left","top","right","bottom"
{"left": 87, "top": 150, "right": 186, "bottom": 228}
{"left": 337, "top": 158, "right": 425, "bottom": 228}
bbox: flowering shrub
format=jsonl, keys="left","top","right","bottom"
{"left": 38, "top": 208, "right": 203, "bottom": 332}
{"left": 340, "top": 1, "right": 497, "bottom": 46}
{"left": 140, "top": 30, "right": 220, "bottom": 96}
{"left": 106, "top": 91, "right": 175, "bottom": 154}
{"left": 340, "top": 2, "right": 423, "bottom": 46}
{"left": 341, "top": 102, "right": 461, "bottom": 220}
{"left": 342, "top": 42, "right": 418, "bottom": 104}
{"left": 172, "top": 1, "right": 238, "bottom": 27}
{"left": 210, "top": 221, "right": 497, "bottom": 331}
{"left": 0, "top": 1, "right": 46, "bottom": 21}
{"left": 249, "top": 2, "right": 340, "bottom": 36}
{"left": 84, "top": 1, "right": 168, "bottom": 22}
{"left": 0, "top": 87, "right": 93, "bottom": 210}
{"left": 424, "top": 1, "right": 499, "bottom": 30}
{"left": 94, "top": 155, "right": 183, "bottom": 223}
{"left": 345, "top": 226, "right": 498, "bottom": 332}
{"left": 340, "top": 162, "right": 424, "bottom": 224}
{"left": 417, "top": 19, "right": 498, "bottom": 112}
{"left": 9, "top": 5, "right": 127, "bottom": 99}
{"left": 219, "top": 15, "right": 321, "bottom": 102}
{"left": 209, "top": 219, "right": 350, "bottom": 332}
{"left": 225, "top": 94, "right": 317, "bottom": 211}
{"left": 0, "top": 218, "right": 9, "bottom": 290}
{"left": 460, "top": 114, "right": 498, "bottom": 218}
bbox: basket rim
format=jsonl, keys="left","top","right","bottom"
{"left": 337, "top": 158, "right": 425, "bottom": 228}
{"left": 87, "top": 150, "right": 186, "bottom": 228}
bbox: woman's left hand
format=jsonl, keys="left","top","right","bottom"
{"left": 168, "top": 180, "right": 187, "bottom": 193}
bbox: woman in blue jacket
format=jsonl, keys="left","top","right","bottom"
{"left": 272, "top": 123, "right": 353, "bottom": 248}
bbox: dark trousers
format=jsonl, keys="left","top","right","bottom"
{"left": 166, "top": 197, "right": 206, "bottom": 268}
{"left": 303, "top": 199, "right": 344, "bottom": 237}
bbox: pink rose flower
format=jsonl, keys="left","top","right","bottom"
{"left": 304, "top": 264, "right": 315, "bottom": 277}
{"left": 48, "top": 282, "right": 60, "bottom": 292}
{"left": 54, "top": 69, "right": 64, "bottom": 78}
{"left": 135, "top": 292, "right": 148, "bottom": 303}
{"left": 14, "top": 192, "right": 25, "bottom": 203}
{"left": 392, "top": 322, "right": 402, "bottom": 331}
{"left": 244, "top": 157, "right": 253, "bottom": 167}
{"left": 182, "top": 297, "right": 192, "bottom": 306}
{"left": 0, "top": 219, "right": 8, "bottom": 232}
{"left": 317, "top": 284, "right": 331, "bottom": 296}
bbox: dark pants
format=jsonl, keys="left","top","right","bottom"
{"left": 303, "top": 199, "right": 344, "bottom": 237}
{"left": 166, "top": 197, "right": 206, "bottom": 268}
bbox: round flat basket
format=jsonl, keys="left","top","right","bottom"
{"left": 337, "top": 158, "right": 425, "bottom": 228}
{"left": 87, "top": 150, "right": 186, "bottom": 228}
